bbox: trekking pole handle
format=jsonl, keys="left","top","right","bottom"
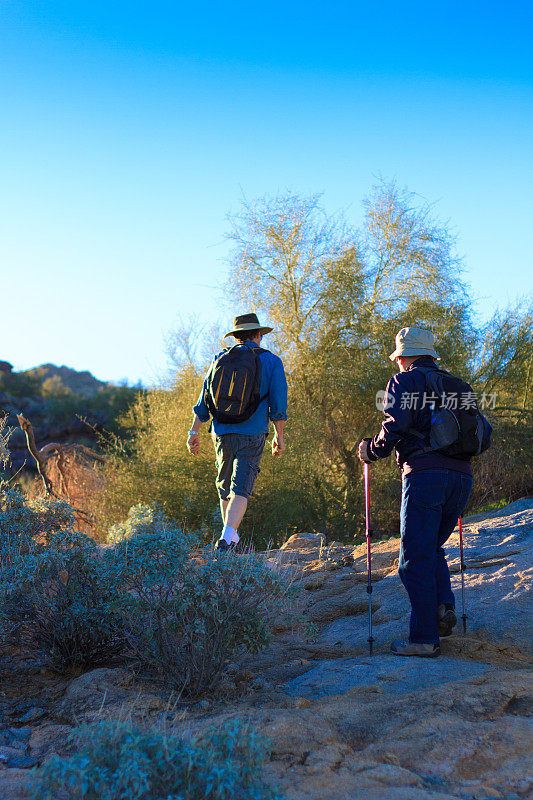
{"left": 364, "top": 462, "right": 370, "bottom": 534}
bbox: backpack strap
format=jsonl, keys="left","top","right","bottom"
{"left": 405, "top": 364, "right": 445, "bottom": 450}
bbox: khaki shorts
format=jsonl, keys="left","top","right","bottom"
{"left": 213, "top": 433, "right": 267, "bottom": 500}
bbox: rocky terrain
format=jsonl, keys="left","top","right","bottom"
{"left": 0, "top": 499, "right": 531, "bottom": 800}
{"left": 19, "top": 365, "right": 110, "bottom": 398}
{"left": 0, "top": 364, "right": 136, "bottom": 474}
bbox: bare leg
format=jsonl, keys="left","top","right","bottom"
{"left": 219, "top": 498, "right": 229, "bottom": 525}
{"left": 225, "top": 494, "right": 248, "bottom": 530}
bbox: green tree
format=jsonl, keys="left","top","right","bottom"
{"left": 101, "top": 182, "right": 532, "bottom": 544}
{"left": 227, "top": 182, "right": 475, "bottom": 534}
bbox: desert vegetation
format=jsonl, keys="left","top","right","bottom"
{"left": 0, "top": 181, "right": 531, "bottom": 800}
{"left": 0, "top": 483, "right": 286, "bottom": 689}
{"left": 100, "top": 181, "right": 533, "bottom": 545}
{"left": 34, "top": 719, "right": 279, "bottom": 800}
{"left": 0, "top": 478, "right": 285, "bottom": 796}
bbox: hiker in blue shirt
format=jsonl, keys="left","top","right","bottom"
{"left": 358, "top": 327, "right": 491, "bottom": 658}
{"left": 187, "top": 313, "right": 288, "bottom": 550}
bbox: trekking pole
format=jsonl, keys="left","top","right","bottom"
{"left": 363, "top": 462, "right": 374, "bottom": 655}
{"left": 458, "top": 516, "right": 467, "bottom": 634}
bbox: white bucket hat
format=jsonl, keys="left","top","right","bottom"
{"left": 389, "top": 327, "right": 440, "bottom": 361}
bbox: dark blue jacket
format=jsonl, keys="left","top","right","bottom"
{"left": 367, "top": 356, "right": 472, "bottom": 475}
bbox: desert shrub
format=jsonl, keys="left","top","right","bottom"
{"left": 1, "top": 489, "right": 288, "bottom": 685}
{"left": 0, "top": 528, "right": 126, "bottom": 670}
{"left": 468, "top": 412, "right": 533, "bottom": 512}
{"left": 99, "top": 372, "right": 220, "bottom": 538}
{"left": 0, "top": 370, "right": 41, "bottom": 398}
{"left": 33, "top": 718, "right": 280, "bottom": 800}
{"left": 106, "top": 502, "right": 164, "bottom": 545}
{"left": 114, "top": 527, "right": 287, "bottom": 694}
{"left": 0, "top": 482, "right": 75, "bottom": 565}
{"left": 44, "top": 383, "right": 139, "bottom": 433}
{"left": 0, "top": 482, "right": 125, "bottom": 669}
{"left": 0, "top": 496, "right": 189, "bottom": 671}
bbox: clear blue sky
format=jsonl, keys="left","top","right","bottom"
{"left": 1, "top": 1, "right": 532, "bottom": 385}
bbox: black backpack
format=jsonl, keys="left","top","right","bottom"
{"left": 409, "top": 365, "right": 492, "bottom": 460}
{"left": 204, "top": 345, "right": 268, "bottom": 424}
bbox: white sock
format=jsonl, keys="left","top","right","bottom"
{"left": 220, "top": 525, "right": 240, "bottom": 545}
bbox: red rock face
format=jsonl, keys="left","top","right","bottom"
{"left": 0, "top": 361, "right": 13, "bottom": 373}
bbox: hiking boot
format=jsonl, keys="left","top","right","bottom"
{"left": 390, "top": 640, "right": 440, "bottom": 658}
{"left": 214, "top": 538, "right": 234, "bottom": 553}
{"left": 438, "top": 604, "right": 457, "bottom": 638}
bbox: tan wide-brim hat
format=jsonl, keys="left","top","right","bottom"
{"left": 389, "top": 327, "right": 440, "bottom": 361}
{"left": 224, "top": 312, "right": 273, "bottom": 338}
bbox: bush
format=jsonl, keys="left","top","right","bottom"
{"left": 114, "top": 528, "right": 287, "bottom": 694}
{"left": 33, "top": 718, "right": 280, "bottom": 800}
{"left": 0, "top": 488, "right": 289, "bottom": 688}
{"left": 99, "top": 372, "right": 220, "bottom": 538}
{"left": 468, "top": 412, "right": 533, "bottom": 512}
{"left": 0, "top": 494, "right": 190, "bottom": 671}
{"left": 0, "top": 525, "right": 126, "bottom": 671}
{"left": 106, "top": 502, "right": 166, "bottom": 545}
{"left": 0, "top": 482, "right": 75, "bottom": 565}
{"left": 0, "top": 483, "right": 126, "bottom": 670}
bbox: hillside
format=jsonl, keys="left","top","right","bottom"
{"left": 0, "top": 364, "right": 138, "bottom": 473}
{"left": 20, "top": 364, "right": 110, "bottom": 397}
{"left": 0, "top": 499, "right": 531, "bottom": 799}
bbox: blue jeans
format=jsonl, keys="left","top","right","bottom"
{"left": 399, "top": 469, "right": 473, "bottom": 644}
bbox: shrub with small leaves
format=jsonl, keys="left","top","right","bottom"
{"left": 106, "top": 502, "right": 160, "bottom": 545}
{"left": 1, "top": 487, "right": 290, "bottom": 685}
{"left": 0, "top": 483, "right": 125, "bottom": 670}
{"left": 104, "top": 508, "right": 288, "bottom": 694}
{"left": 0, "top": 482, "right": 75, "bottom": 559}
{"left": 0, "top": 527, "right": 126, "bottom": 670}
{"left": 119, "top": 540, "right": 287, "bottom": 694}
{"left": 33, "top": 718, "right": 281, "bottom": 800}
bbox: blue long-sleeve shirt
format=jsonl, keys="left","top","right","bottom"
{"left": 193, "top": 341, "right": 288, "bottom": 435}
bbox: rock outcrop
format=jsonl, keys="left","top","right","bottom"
{"left": 0, "top": 500, "right": 531, "bottom": 800}
{"left": 247, "top": 498, "right": 533, "bottom": 799}
{"left": 0, "top": 364, "right": 133, "bottom": 474}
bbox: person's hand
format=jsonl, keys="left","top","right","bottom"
{"left": 187, "top": 432, "right": 200, "bottom": 456}
{"left": 358, "top": 438, "right": 373, "bottom": 464}
{"left": 272, "top": 434, "right": 285, "bottom": 457}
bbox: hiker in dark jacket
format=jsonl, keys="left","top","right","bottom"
{"left": 187, "top": 313, "right": 288, "bottom": 551}
{"left": 358, "top": 327, "right": 491, "bottom": 657}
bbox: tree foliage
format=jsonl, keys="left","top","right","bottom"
{"left": 226, "top": 182, "right": 482, "bottom": 533}
{"left": 101, "top": 181, "right": 532, "bottom": 543}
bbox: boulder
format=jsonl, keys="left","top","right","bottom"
{"left": 287, "top": 655, "right": 492, "bottom": 699}
{"left": 29, "top": 724, "right": 74, "bottom": 761}
{"left": 59, "top": 667, "right": 132, "bottom": 720}
{"left": 59, "top": 668, "right": 164, "bottom": 723}
{"left": 281, "top": 533, "right": 326, "bottom": 551}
